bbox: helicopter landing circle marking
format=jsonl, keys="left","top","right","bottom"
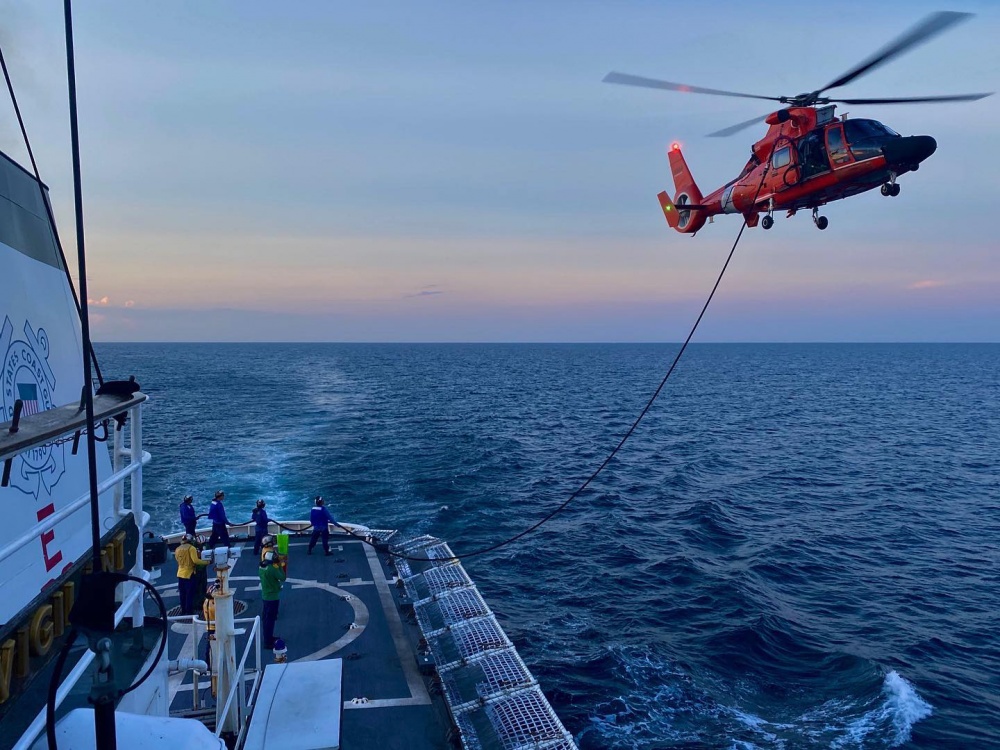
{"left": 227, "top": 575, "right": 369, "bottom": 662}
{"left": 160, "top": 575, "right": 369, "bottom": 663}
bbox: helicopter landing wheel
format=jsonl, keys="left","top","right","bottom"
{"left": 881, "top": 183, "right": 891, "bottom": 196}
{"left": 890, "top": 183, "right": 901, "bottom": 197}
{"left": 816, "top": 216, "right": 829, "bottom": 230}
{"left": 761, "top": 215, "right": 774, "bottom": 230}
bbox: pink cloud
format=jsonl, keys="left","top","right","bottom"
{"left": 908, "top": 280, "right": 946, "bottom": 290}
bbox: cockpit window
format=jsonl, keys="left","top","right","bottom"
{"left": 846, "top": 119, "right": 898, "bottom": 140}
{"left": 844, "top": 118, "right": 898, "bottom": 161}
{"left": 772, "top": 146, "right": 791, "bottom": 169}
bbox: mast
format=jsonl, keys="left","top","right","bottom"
{"left": 62, "top": 1, "right": 117, "bottom": 747}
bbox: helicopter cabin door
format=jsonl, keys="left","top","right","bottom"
{"left": 770, "top": 142, "right": 800, "bottom": 191}
{"left": 797, "top": 130, "right": 830, "bottom": 180}
{"left": 825, "top": 124, "right": 854, "bottom": 167}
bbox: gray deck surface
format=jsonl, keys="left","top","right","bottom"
{"left": 159, "top": 528, "right": 454, "bottom": 749}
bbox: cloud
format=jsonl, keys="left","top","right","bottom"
{"left": 908, "top": 280, "right": 946, "bottom": 290}
{"left": 124, "top": 300, "right": 135, "bottom": 308}
{"left": 87, "top": 296, "right": 110, "bottom": 305}
{"left": 404, "top": 286, "right": 444, "bottom": 299}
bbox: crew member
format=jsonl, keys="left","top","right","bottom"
{"left": 259, "top": 550, "right": 286, "bottom": 649}
{"left": 174, "top": 533, "right": 209, "bottom": 615}
{"left": 260, "top": 534, "right": 276, "bottom": 563}
{"left": 259, "top": 534, "right": 283, "bottom": 616}
{"left": 307, "top": 496, "right": 335, "bottom": 556}
{"left": 179, "top": 494, "right": 197, "bottom": 536}
{"left": 207, "top": 490, "right": 231, "bottom": 547}
{"left": 252, "top": 499, "right": 269, "bottom": 555}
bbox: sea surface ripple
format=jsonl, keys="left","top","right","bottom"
{"left": 97, "top": 343, "right": 1000, "bottom": 749}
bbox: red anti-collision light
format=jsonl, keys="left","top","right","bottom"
{"left": 670, "top": 141, "right": 681, "bottom": 151}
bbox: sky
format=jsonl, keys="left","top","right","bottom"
{"left": 1, "top": 0, "right": 997, "bottom": 342}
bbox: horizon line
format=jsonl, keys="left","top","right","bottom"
{"left": 93, "top": 340, "right": 1000, "bottom": 346}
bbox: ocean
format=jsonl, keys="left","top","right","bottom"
{"left": 96, "top": 342, "right": 1000, "bottom": 749}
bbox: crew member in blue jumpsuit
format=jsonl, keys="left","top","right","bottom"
{"left": 179, "top": 494, "right": 197, "bottom": 536}
{"left": 308, "top": 496, "right": 335, "bottom": 556}
{"left": 207, "top": 490, "right": 231, "bottom": 547}
{"left": 252, "top": 499, "right": 269, "bottom": 555}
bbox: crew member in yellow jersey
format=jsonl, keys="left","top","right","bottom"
{"left": 175, "top": 533, "right": 209, "bottom": 615}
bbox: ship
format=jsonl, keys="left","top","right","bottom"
{"left": 0, "top": 7, "right": 578, "bottom": 750}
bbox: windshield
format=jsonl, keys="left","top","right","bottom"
{"left": 844, "top": 119, "right": 899, "bottom": 160}
{"left": 846, "top": 119, "right": 899, "bottom": 139}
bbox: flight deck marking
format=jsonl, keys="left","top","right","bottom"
{"left": 158, "top": 540, "right": 426, "bottom": 710}
{"left": 281, "top": 576, "right": 370, "bottom": 662}
{"left": 357, "top": 542, "right": 431, "bottom": 708}
{"left": 343, "top": 696, "right": 431, "bottom": 709}
{"left": 160, "top": 575, "right": 369, "bottom": 706}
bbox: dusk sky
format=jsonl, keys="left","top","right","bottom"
{"left": 1, "top": 1, "right": 997, "bottom": 342}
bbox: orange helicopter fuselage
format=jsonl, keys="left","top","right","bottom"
{"left": 662, "top": 105, "right": 936, "bottom": 232}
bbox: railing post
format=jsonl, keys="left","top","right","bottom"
{"left": 192, "top": 615, "right": 204, "bottom": 710}
{"left": 214, "top": 558, "right": 239, "bottom": 736}
{"left": 238, "top": 664, "right": 247, "bottom": 728}
{"left": 129, "top": 403, "right": 145, "bottom": 627}
{"left": 112, "top": 421, "right": 124, "bottom": 518}
{"left": 192, "top": 669, "right": 201, "bottom": 710}
{"left": 255, "top": 616, "right": 261, "bottom": 676}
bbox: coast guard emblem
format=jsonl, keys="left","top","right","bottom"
{"left": 1, "top": 316, "right": 66, "bottom": 498}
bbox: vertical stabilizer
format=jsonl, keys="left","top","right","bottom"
{"left": 665, "top": 144, "right": 706, "bottom": 233}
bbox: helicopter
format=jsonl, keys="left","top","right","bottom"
{"left": 604, "top": 11, "right": 991, "bottom": 233}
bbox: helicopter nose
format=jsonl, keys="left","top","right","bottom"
{"left": 882, "top": 135, "right": 937, "bottom": 169}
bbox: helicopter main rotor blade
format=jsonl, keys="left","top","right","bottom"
{"left": 834, "top": 93, "right": 992, "bottom": 105}
{"left": 706, "top": 112, "right": 774, "bottom": 138}
{"left": 821, "top": 11, "right": 972, "bottom": 93}
{"left": 603, "top": 72, "right": 781, "bottom": 102}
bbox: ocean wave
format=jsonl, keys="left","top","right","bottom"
{"left": 829, "top": 671, "right": 933, "bottom": 748}
{"left": 578, "top": 645, "right": 933, "bottom": 749}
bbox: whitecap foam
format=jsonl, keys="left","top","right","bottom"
{"left": 834, "top": 670, "right": 932, "bottom": 748}
{"left": 583, "top": 646, "right": 934, "bottom": 749}
{"left": 883, "top": 670, "right": 933, "bottom": 745}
